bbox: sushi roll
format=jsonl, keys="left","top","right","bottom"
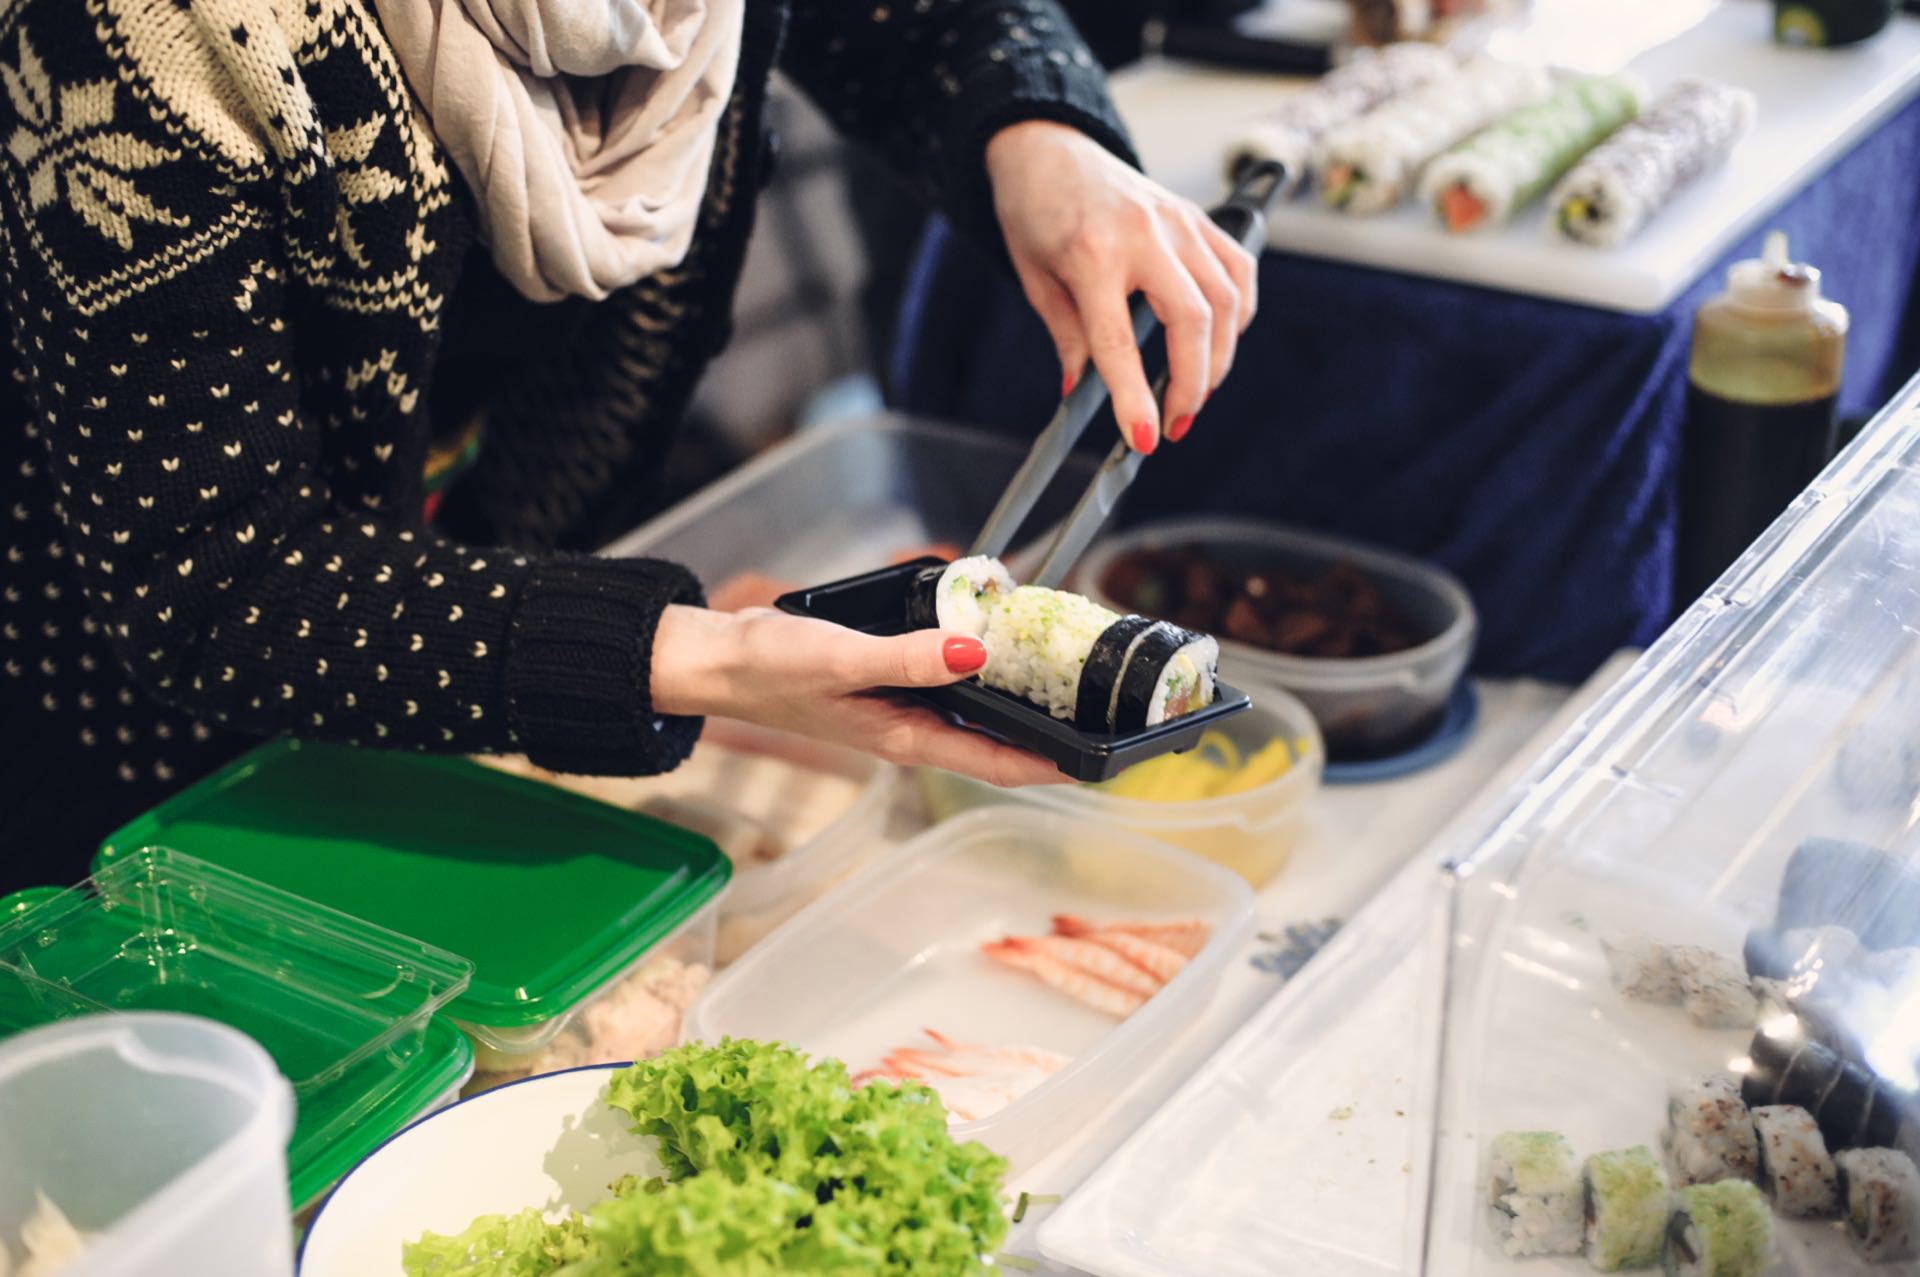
{"left": 1661, "top": 1180, "right": 1772, "bottom": 1277}
{"left": 905, "top": 555, "right": 1014, "bottom": 637}
{"left": 1666, "top": 1074, "right": 1759, "bottom": 1186}
{"left": 1314, "top": 56, "right": 1551, "bottom": 215}
{"left": 1584, "top": 1146, "right": 1670, "bottom": 1271}
{"left": 1487, "top": 1131, "right": 1584, "bottom": 1257}
{"left": 1667, "top": 946, "right": 1759, "bottom": 1029}
{"left": 1751, "top": 1104, "right": 1839, "bottom": 1217}
{"left": 1552, "top": 80, "right": 1756, "bottom": 249}
{"left": 1224, "top": 43, "right": 1457, "bottom": 193}
{"left": 1421, "top": 74, "right": 1646, "bottom": 234}
{"left": 1601, "top": 932, "right": 1680, "bottom": 1002}
{"left": 975, "top": 587, "right": 1219, "bottom": 731}
{"left": 1109, "top": 623, "right": 1218, "bottom": 734}
{"left": 1835, "top": 1148, "right": 1920, "bottom": 1263}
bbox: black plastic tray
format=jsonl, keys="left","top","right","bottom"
{"left": 777, "top": 558, "right": 1252, "bottom": 783}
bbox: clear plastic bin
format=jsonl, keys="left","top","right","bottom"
{"left": 601, "top": 413, "right": 1099, "bottom": 589}
{"left": 1077, "top": 517, "right": 1477, "bottom": 762}
{"left": 483, "top": 719, "right": 898, "bottom": 965}
{"left": 1412, "top": 372, "right": 1920, "bottom": 1276}
{"left": 460, "top": 895, "right": 719, "bottom": 1085}
{"left": 0, "top": 1013, "right": 295, "bottom": 1277}
{"left": 0, "top": 848, "right": 473, "bottom": 1212}
{"left": 682, "top": 808, "right": 1256, "bottom": 1175}
{"left": 918, "top": 687, "right": 1324, "bottom": 887}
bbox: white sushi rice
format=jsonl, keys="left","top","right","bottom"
{"left": 1601, "top": 931, "right": 1680, "bottom": 1002}
{"left": 1666, "top": 1073, "right": 1759, "bottom": 1186}
{"left": 1551, "top": 79, "right": 1755, "bottom": 248}
{"left": 1752, "top": 1104, "right": 1839, "bottom": 1218}
{"left": 1667, "top": 946, "right": 1759, "bottom": 1028}
{"left": 1146, "top": 636, "right": 1219, "bottom": 725}
{"left": 979, "top": 586, "right": 1121, "bottom": 721}
{"left": 1223, "top": 42, "right": 1457, "bottom": 193}
{"left": 932, "top": 555, "right": 1014, "bottom": 638}
{"left": 1837, "top": 1147, "right": 1920, "bottom": 1263}
{"left": 1487, "top": 1131, "right": 1585, "bottom": 1257}
{"left": 1314, "top": 56, "right": 1550, "bottom": 215}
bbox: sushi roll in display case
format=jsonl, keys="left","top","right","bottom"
{"left": 1424, "top": 369, "right": 1920, "bottom": 1276}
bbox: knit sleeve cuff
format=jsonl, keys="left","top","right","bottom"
{"left": 504, "top": 555, "right": 706, "bottom": 776}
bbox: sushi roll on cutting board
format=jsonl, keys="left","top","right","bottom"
{"left": 1553, "top": 79, "right": 1756, "bottom": 248}
{"left": 1224, "top": 43, "right": 1457, "bottom": 194}
{"left": 1420, "top": 73, "right": 1646, "bottom": 234}
{"left": 906, "top": 557, "right": 1220, "bottom": 734}
{"left": 1314, "top": 56, "right": 1551, "bottom": 215}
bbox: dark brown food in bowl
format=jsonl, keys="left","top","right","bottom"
{"left": 1100, "top": 546, "right": 1432, "bottom": 660}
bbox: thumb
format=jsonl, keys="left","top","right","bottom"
{"left": 837, "top": 629, "right": 989, "bottom": 691}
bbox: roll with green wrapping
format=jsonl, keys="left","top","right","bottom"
{"left": 1421, "top": 74, "right": 1646, "bottom": 234}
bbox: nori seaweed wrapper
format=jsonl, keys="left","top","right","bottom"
{"left": 1072, "top": 616, "right": 1159, "bottom": 733}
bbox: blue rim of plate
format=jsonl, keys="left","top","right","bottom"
{"left": 295, "top": 1062, "right": 629, "bottom": 1273}
{"left": 1322, "top": 681, "right": 1479, "bottom": 785}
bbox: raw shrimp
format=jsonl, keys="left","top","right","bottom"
{"left": 1080, "top": 930, "right": 1189, "bottom": 983}
{"left": 981, "top": 938, "right": 1149, "bottom": 1017}
{"left": 1052, "top": 913, "right": 1212, "bottom": 959}
{"left": 854, "top": 1030, "right": 1069, "bottom": 1123}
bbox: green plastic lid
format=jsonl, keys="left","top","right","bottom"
{"left": 98, "top": 740, "right": 732, "bottom": 1031}
{"left": 0, "top": 847, "right": 476, "bottom": 1210}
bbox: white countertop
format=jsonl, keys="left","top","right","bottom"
{"left": 1110, "top": 3, "right": 1920, "bottom": 311}
{"left": 983, "top": 653, "right": 1639, "bottom": 1273}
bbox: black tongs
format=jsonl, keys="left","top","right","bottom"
{"left": 969, "top": 159, "right": 1289, "bottom": 589}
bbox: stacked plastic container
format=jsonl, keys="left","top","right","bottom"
{"left": 1418, "top": 371, "right": 1920, "bottom": 1276}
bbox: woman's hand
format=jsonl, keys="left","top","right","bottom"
{"left": 986, "top": 120, "right": 1258, "bottom": 454}
{"left": 651, "top": 605, "right": 1066, "bottom": 787}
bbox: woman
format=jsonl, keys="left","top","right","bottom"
{"left": 0, "top": 0, "right": 1255, "bottom": 888}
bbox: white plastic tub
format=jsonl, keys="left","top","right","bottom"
{"left": 1079, "top": 517, "right": 1477, "bottom": 762}
{"left": 920, "top": 687, "right": 1324, "bottom": 887}
{"left": 0, "top": 1013, "right": 296, "bottom": 1277}
{"left": 682, "top": 808, "right": 1256, "bottom": 1175}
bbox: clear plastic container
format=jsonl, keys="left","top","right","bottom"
{"left": 97, "top": 741, "right": 731, "bottom": 1093}
{"left": 460, "top": 895, "right": 720, "bottom": 1084}
{"left": 1413, "top": 371, "right": 1920, "bottom": 1276}
{"left": 1078, "top": 517, "right": 1477, "bottom": 762}
{"left": 0, "top": 848, "right": 473, "bottom": 1211}
{"left": 0, "top": 1012, "right": 296, "bottom": 1277}
{"left": 600, "top": 413, "right": 1098, "bottom": 589}
{"left": 918, "top": 686, "right": 1325, "bottom": 887}
{"left": 682, "top": 808, "right": 1256, "bottom": 1175}
{"left": 483, "top": 719, "right": 898, "bottom": 965}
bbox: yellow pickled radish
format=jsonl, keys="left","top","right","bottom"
{"left": 1097, "top": 731, "right": 1298, "bottom": 801}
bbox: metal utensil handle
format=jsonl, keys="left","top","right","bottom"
{"left": 966, "top": 158, "right": 1287, "bottom": 563}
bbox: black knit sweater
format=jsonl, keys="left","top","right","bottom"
{"left": 0, "top": 0, "right": 1132, "bottom": 887}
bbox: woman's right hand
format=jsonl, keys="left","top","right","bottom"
{"left": 650, "top": 605, "right": 1066, "bottom": 787}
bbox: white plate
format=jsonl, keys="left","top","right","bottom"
{"left": 297, "top": 1066, "right": 662, "bottom": 1277}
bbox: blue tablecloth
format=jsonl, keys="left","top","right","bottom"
{"left": 888, "top": 94, "right": 1920, "bottom": 683}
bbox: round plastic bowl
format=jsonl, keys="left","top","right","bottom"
{"left": 0, "top": 1013, "right": 296, "bottom": 1277}
{"left": 920, "top": 686, "right": 1324, "bottom": 887}
{"left": 1078, "top": 517, "right": 1478, "bottom": 763}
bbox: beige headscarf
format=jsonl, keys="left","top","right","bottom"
{"left": 373, "top": 0, "right": 744, "bottom": 301}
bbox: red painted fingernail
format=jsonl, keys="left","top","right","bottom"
{"left": 943, "top": 636, "right": 987, "bottom": 674}
{"left": 1131, "top": 422, "right": 1158, "bottom": 454}
{"left": 1062, "top": 370, "right": 1078, "bottom": 397}
{"left": 1168, "top": 414, "right": 1194, "bottom": 443}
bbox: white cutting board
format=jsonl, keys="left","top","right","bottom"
{"left": 1110, "top": 3, "right": 1920, "bottom": 313}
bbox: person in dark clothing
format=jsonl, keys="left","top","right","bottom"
{"left": 0, "top": 0, "right": 1255, "bottom": 887}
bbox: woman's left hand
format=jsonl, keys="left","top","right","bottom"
{"left": 985, "top": 120, "right": 1258, "bottom": 455}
